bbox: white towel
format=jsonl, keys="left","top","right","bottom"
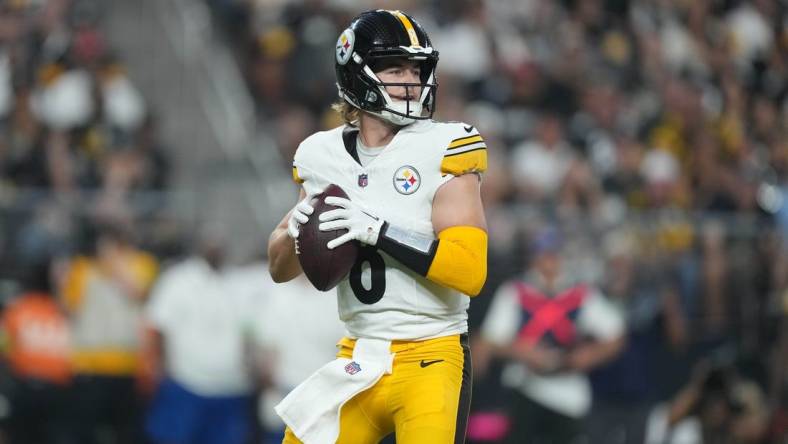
{"left": 275, "top": 338, "right": 394, "bottom": 444}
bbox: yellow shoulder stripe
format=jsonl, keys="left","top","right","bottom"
{"left": 448, "top": 135, "right": 484, "bottom": 150}
{"left": 292, "top": 165, "right": 304, "bottom": 184}
{"left": 441, "top": 148, "right": 487, "bottom": 175}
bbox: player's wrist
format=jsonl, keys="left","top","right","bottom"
{"left": 361, "top": 213, "right": 385, "bottom": 246}
{"left": 376, "top": 223, "right": 438, "bottom": 275}
{"left": 373, "top": 221, "right": 390, "bottom": 247}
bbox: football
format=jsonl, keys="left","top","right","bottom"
{"left": 296, "top": 184, "right": 359, "bottom": 291}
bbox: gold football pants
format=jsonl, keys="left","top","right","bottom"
{"left": 283, "top": 334, "right": 472, "bottom": 444}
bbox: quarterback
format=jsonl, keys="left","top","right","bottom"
{"left": 267, "top": 9, "right": 488, "bottom": 444}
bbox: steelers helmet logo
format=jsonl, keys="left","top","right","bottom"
{"left": 336, "top": 29, "right": 355, "bottom": 65}
{"left": 393, "top": 165, "right": 421, "bottom": 195}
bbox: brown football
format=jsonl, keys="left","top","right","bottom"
{"left": 296, "top": 184, "right": 359, "bottom": 291}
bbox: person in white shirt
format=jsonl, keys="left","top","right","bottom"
{"left": 475, "top": 228, "right": 626, "bottom": 444}
{"left": 142, "top": 234, "right": 259, "bottom": 444}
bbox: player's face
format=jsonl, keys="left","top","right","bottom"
{"left": 375, "top": 60, "right": 422, "bottom": 102}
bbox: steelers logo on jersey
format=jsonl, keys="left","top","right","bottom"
{"left": 336, "top": 29, "right": 355, "bottom": 65}
{"left": 393, "top": 165, "right": 421, "bottom": 195}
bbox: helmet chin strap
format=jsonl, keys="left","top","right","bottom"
{"left": 372, "top": 72, "right": 429, "bottom": 126}
{"left": 378, "top": 100, "right": 421, "bottom": 126}
{"left": 378, "top": 71, "right": 436, "bottom": 126}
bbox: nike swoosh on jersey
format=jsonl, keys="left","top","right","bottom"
{"left": 463, "top": 125, "right": 474, "bottom": 133}
{"left": 419, "top": 359, "right": 444, "bottom": 368}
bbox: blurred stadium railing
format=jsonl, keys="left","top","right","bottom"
{"left": 100, "top": 0, "right": 295, "bottom": 259}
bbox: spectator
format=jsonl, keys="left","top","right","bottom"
{"left": 142, "top": 227, "right": 259, "bottom": 444}
{"left": 510, "top": 113, "right": 602, "bottom": 213}
{"left": 510, "top": 114, "right": 575, "bottom": 205}
{"left": 60, "top": 224, "right": 158, "bottom": 444}
{"left": 588, "top": 230, "right": 690, "bottom": 444}
{"left": 0, "top": 260, "right": 72, "bottom": 444}
{"left": 644, "top": 360, "right": 770, "bottom": 444}
{"left": 475, "top": 228, "right": 625, "bottom": 444}
{"left": 97, "top": 57, "right": 146, "bottom": 136}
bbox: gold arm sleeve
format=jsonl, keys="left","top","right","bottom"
{"left": 426, "top": 226, "right": 488, "bottom": 297}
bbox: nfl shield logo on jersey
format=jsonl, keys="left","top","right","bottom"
{"left": 358, "top": 173, "right": 368, "bottom": 188}
{"left": 393, "top": 166, "right": 421, "bottom": 195}
{"left": 344, "top": 361, "right": 362, "bottom": 375}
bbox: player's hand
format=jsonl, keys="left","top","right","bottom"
{"left": 287, "top": 195, "right": 315, "bottom": 239}
{"left": 318, "top": 196, "right": 384, "bottom": 249}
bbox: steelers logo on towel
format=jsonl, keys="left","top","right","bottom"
{"left": 335, "top": 29, "right": 355, "bottom": 65}
{"left": 393, "top": 165, "right": 421, "bottom": 195}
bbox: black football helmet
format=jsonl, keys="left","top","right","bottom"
{"left": 335, "top": 10, "right": 439, "bottom": 126}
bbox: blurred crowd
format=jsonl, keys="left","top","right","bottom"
{"left": 0, "top": 0, "right": 175, "bottom": 281}
{"left": 0, "top": 0, "right": 785, "bottom": 443}
{"left": 0, "top": 0, "right": 196, "bottom": 443}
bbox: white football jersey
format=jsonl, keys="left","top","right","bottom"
{"left": 292, "top": 119, "right": 487, "bottom": 341}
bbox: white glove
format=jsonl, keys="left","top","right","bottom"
{"left": 318, "top": 196, "right": 384, "bottom": 249}
{"left": 287, "top": 194, "right": 315, "bottom": 239}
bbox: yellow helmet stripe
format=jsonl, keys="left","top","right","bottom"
{"left": 388, "top": 10, "right": 420, "bottom": 47}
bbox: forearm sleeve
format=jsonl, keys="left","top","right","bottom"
{"left": 376, "top": 224, "right": 488, "bottom": 296}
{"left": 426, "top": 226, "right": 488, "bottom": 296}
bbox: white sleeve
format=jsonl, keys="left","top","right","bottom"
{"left": 145, "top": 271, "right": 179, "bottom": 330}
{"left": 254, "top": 297, "right": 279, "bottom": 349}
{"left": 480, "top": 283, "right": 521, "bottom": 346}
{"left": 577, "top": 289, "right": 625, "bottom": 340}
{"left": 228, "top": 264, "right": 274, "bottom": 332}
{"left": 254, "top": 283, "right": 288, "bottom": 349}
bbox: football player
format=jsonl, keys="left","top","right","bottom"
{"left": 267, "top": 9, "right": 488, "bottom": 444}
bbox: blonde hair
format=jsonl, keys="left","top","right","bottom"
{"left": 331, "top": 100, "right": 360, "bottom": 126}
